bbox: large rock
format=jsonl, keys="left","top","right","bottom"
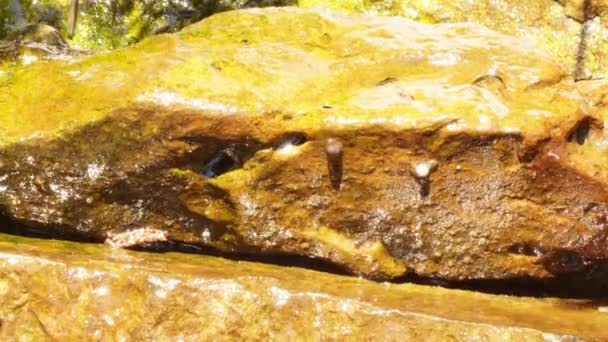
{"left": 0, "top": 7, "right": 608, "bottom": 283}
{"left": 0, "top": 233, "right": 606, "bottom": 340}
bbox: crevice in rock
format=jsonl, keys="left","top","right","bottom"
{"left": 199, "top": 142, "right": 259, "bottom": 178}
{"left": 127, "top": 240, "right": 352, "bottom": 276}
{"left": 376, "top": 77, "right": 398, "bottom": 86}
{"left": 507, "top": 242, "right": 545, "bottom": 257}
{"left": 1, "top": 210, "right": 607, "bottom": 300}
{"left": 0, "top": 211, "right": 351, "bottom": 277}
{"left": 540, "top": 249, "right": 590, "bottom": 274}
{"left": 507, "top": 242, "right": 594, "bottom": 275}
{"left": 569, "top": 117, "right": 591, "bottom": 144}
{"left": 193, "top": 132, "right": 309, "bottom": 178}
{"left": 566, "top": 116, "right": 600, "bottom": 145}
{"left": 396, "top": 270, "right": 608, "bottom": 300}
{"left": 472, "top": 74, "right": 506, "bottom": 88}
{"left": 517, "top": 138, "right": 550, "bottom": 163}
{"left": 0, "top": 208, "right": 102, "bottom": 243}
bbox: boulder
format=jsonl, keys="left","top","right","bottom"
{"left": 0, "top": 7, "right": 607, "bottom": 284}
{"left": 0, "top": 233, "right": 606, "bottom": 340}
{"left": 0, "top": 23, "right": 75, "bottom": 64}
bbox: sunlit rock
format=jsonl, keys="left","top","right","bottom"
{"left": 0, "top": 8, "right": 607, "bottom": 284}
{"left": 300, "top": 0, "right": 608, "bottom": 79}
{"left": 0, "top": 234, "right": 606, "bottom": 340}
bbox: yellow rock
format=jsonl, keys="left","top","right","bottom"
{"left": 301, "top": 0, "right": 608, "bottom": 79}
{"left": 0, "top": 8, "right": 607, "bottom": 283}
{"left": 0, "top": 233, "right": 606, "bottom": 340}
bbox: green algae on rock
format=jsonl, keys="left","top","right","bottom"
{"left": 0, "top": 233, "right": 607, "bottom": 340}
{"left": 0, "top": 7, "right": 608, "bottom": 283}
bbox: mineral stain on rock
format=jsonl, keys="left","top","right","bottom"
{"left": 0, "top": 8, "right": 607, "bottom": 289}
{"left": 324, "top": 138, "right": 343, "bottom": 190}
{"left": 411, "top": 160, "right": 437, "bottom": 200}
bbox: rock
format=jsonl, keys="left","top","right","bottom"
{"left": 0, "top": 23, "right": 84, "bottom": 66}
{"left": 300, "top": 0, "right": 608, "bottom": 79}
{"left": 7, "top": 23, "right": 68, "bottom": 47}
{"left": 0, "top": 233, "right": 606, "bottom": 340}
{"left": 0, "top": 7, "right": 607, "bottom": 284}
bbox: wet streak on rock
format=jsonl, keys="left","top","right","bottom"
{"left": 417, "top": 178, "right": 430, "bottom": 199}
{"left": 574, "top": 0, "right": 593, "bottom": 80}
{"left": 325, "top": 138, "right": 343, "bottom": 190}
{"left": 411, "top": 160, "right": 436, "bottom": 200}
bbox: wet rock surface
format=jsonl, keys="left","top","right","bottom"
{"left": 301, "top": 0, "right": 608, "bottom": 79}
{"left": 0, "top": 233, "right": 606, "bottom": 340}
{"left": 1, "top": 7, "right": 608, "bottom": 286}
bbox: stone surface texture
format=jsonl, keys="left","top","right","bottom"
{"left": 0, "top": 234, "right": 606, "bottom": 341}
{"left": 1, "top": 7, "right": 608, "bottom": 283}
{"left": 300, "top": 0, "right": 608, "bottom": 79}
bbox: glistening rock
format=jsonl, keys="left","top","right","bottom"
{"left": 0, "top": 8, "right": 607, "bottom": 283}
{"left": 0, "top": 233, "right": 606, "bottom": 340}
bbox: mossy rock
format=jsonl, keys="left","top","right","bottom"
{"left": 1, "top": 7, "right": 608, "bottom": 285}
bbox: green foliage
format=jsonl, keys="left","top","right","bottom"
{"left": 0, "top": 0, "right": 10, "bottom": 37}
{"left": 0, "top": 0, "right": 295, "bottom": 49}
{"left": 22, "top": 0, "right": 69, "bottom": 28}
{"left": 0, "top": 0, "right": 69, "bottom": 39}
{"left": 70, "top": 0, "right": 285, "bottom": 50}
